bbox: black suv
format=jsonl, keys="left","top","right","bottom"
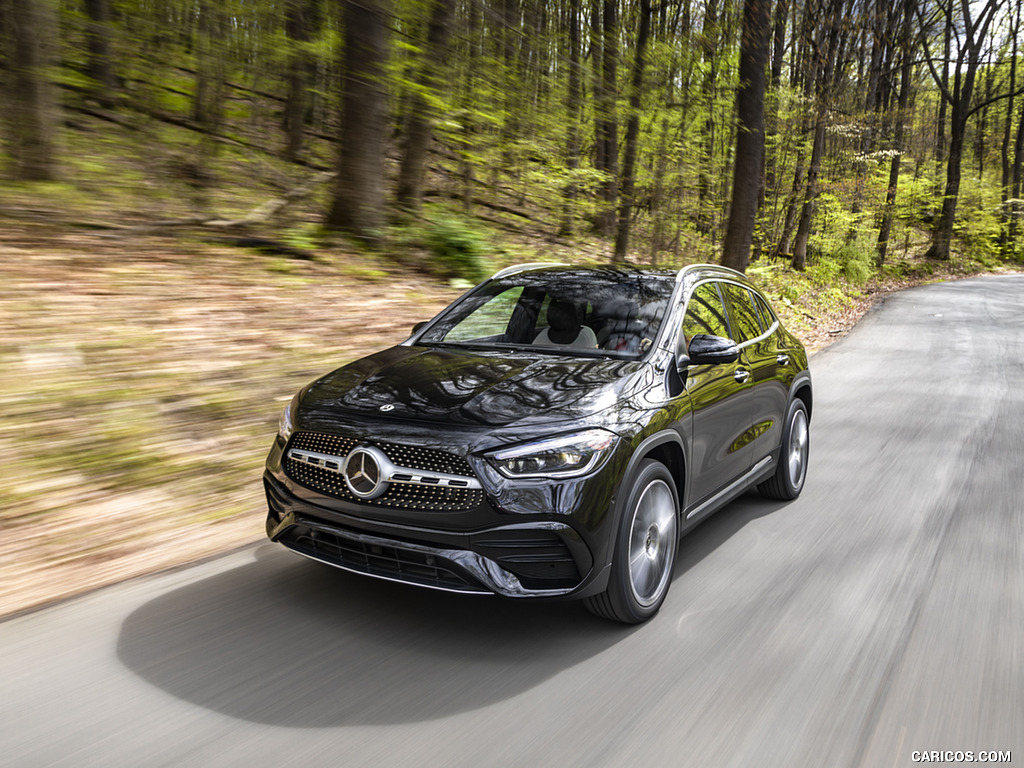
{"left": 263, "top": 264, "right": 811, "bottom": 623}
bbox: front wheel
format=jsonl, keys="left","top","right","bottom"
{"left": 585, "top": 459, "right": 679, "bottom": 624}
{"left": 758, "top": 398, "right": 809, "bottom": 500}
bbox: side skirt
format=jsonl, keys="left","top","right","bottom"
{"left": 683, "top": 454, "right": 776, "bottom": 526}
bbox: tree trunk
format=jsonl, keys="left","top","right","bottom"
{"left": 395, "top": 0, "right": 455, "bottom": 212}
{"left": 773, "top": 0, "right": 814, "bottom": 258}
{"left": 590, "top": 0, "right": 605, "bottom": 193}
{"left": 876, "top": 0, "right": 914, "bottom": 265}
{"left": 776, "top": 148, "right": 806, "bottom": 258}
{"left": 84, "top": 0, "right": 114, "bottom": 107}
{"left": 790, "top": 0, "right": 845, "bottom": 270}
{"left": 459, "top": 0, "right": 480, "bottom": 215}
{"left": 594, "top": 0, "right": 619, "bottom": 236}
{"left": 496, "top": 0, "right": 520, "bottom": 182}
{"left": 925, "top": 120, "right": 966, "bottom": 261}
{"left": 763, "top": 0, "right": 788, "bottom": 195}
{"left": 721, "top": 0, "right": 772, "bottom": 273}
{"left": 5, "top": 0, "right": 61, "bottom": 180}
{"left": 1011, "top": 102, "right": 1024, "bottom": 249}
{"left": 790, "top": 119, "right": 825, "bottom": 270}
{"left": 922, "top": 0, "right": 1001, "bottom": 261}
{"left": 283, "top": 0, "right": 312, "bottom": 162}
{"left": 1001, "top": 0, "right": 1021, "bottom": 252}
{"left": 976, "top": 66, "right": 994, "bottom": 177}
{"left": 192, "top": 1, "right": 226, "bottom": 131}
{"left": 647, "top": 113, "right": 672, "bottom": 265}
{"left": 326, "top": 0, "right": 390, "bottom": 243}
{"left": 191, "top": 1, "right": 227, "bottom": 186}
{"left": 612, "top": 0, "right": 652, "bottom": 263}
{"left": 935, "top": 14, "right": 951, "bottom": 164}
{"left": 558, "top": 0, "right": 583, "bottom": 237}
{"left": 696, "top": 0, "right": 721, "bottom": 236}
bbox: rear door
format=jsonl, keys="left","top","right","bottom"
{"left": 720, "top": 282, "right": 789, "bottom": 467}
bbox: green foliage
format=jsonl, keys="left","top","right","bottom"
{"left": 832, "top": 238, "right": 875, "bottom": 284}
{"left": 804, "top": 240, "right": 875, "bottom": 287}
{"left": 422, "top": 215, "right": 491, "bottom": 282}
{"left": 841, "top": 246, "right": 874, "bottom": 284}
{"left": 951, "top": 177, "right": 1004, "bottom": 265}
{"left": 779, "top": 284, "right": 802, "bottom": 304}
{"left": 954, "top": 212, "right": 1002, "bottom": 264}
{"left": 385, "top": 210, "right": 493, "bottom": 282}
{"left": 893, "top": 170, "right": 940, "bottom": 229}
{"left": 282, "top": 222, "right": 326, "bottom": 252}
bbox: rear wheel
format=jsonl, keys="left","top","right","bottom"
{"left": 585, "top": 460, "right": 678, "bottom": 624}
{"left": 758, "top": 398, "right": 809, "bottom": 500}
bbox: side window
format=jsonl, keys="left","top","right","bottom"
{"left": 682, "top": 282, "right": 730, "bottom": 347}
{"left": 444, "top": 286, "right": 524, "bottom": 341}
{"left": 722, "top": 283, "right": 763, "bottom": 343}
{"left": 752, "top": 292, "right": 777, "bottom": 330}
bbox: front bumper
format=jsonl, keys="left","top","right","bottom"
{"left": 264, "top": 471, "right": 609, "bottom": 599}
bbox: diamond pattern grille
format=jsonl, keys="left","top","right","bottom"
{"left": 284, "top": 431, "right": 484, "bottom": 512}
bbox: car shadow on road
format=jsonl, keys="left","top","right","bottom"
{"left": 116, "top": 492, "right": 788, "bottom": 728}
{"left": 674, "top": 490, "right": 782, "bottom": 574}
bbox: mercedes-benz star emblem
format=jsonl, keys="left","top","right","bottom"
{"left": 342, "top": 446, "right": 389, "bottom": 499}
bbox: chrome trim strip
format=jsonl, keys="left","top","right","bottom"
{"left": 287, "top": 447, "right": 483, "bottom": 490}
{"left": 736, "top": 319, "right": 779, "bottom": 351}
{"left": 686, "top": 455, "right": 774, "bottom": 520}
{"left": 284, "top": 547, "right": 494, "bottom": 596}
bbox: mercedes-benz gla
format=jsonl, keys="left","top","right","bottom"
{"left": 263, "top": 264, "right": 811, "bottom": 623}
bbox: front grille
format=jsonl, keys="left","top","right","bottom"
{"left": 288, "top": 431, "right": 359, "bottom": 458}
{"left": 284, "top": 431, "right": 484, "bottom": 512}
{"left": 471, "top": 530, "right": 582, "bottom": 590}
{"left": 280, "top": 524, "right": 484, "bottom": 592}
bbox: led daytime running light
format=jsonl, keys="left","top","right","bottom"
{"left": 487, "top": 429, "right": 618, "bottom": 479}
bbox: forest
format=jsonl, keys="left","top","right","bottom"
{"left": 3, "top": 0, "right": 1024, "bottom": 277}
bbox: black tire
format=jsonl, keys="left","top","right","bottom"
{"left": 758, "top": 398, "right": 809, "bottom": 500}
{"left": 585, "top": 459, "right": 679, "bottom": 624}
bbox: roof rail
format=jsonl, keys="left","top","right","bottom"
{"left": 674, "top": 263, "right": 746, "bottom": 282}
{"left": 489, "top": 262, "right": 569, "bottom": 280}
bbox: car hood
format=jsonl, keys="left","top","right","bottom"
{"left": 299, "top": 344, "right": 648, "bottom": 428}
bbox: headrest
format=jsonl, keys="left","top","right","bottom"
{"left": 546, "top": 300, "right": 581, "bottom": 344}
{"left": 547, "top": 300, "right": 580, "bottom": 331}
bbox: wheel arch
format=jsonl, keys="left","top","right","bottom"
{"left": 618, "top": 430, "right": 687, "bottom": 524}
{"left": 643, "top": 440, "right": 686, "bottom": 508}
{"left": 791, "top": 375, "right": 813, "bottom": 420}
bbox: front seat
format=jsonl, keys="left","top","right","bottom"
{"left": 596, "top": 298, "right": 642, "bottom": 353}
{"left": 534, "top": 299, "right": 598, "bottom": 348}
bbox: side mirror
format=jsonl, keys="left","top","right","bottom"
{"left": 411, "top": 321, "right": 428, "bottom": 335}
{"left": 680, "top": 334, "right": 739, "bottom": 367}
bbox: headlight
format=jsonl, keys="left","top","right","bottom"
{"left": 485, "top": 429, "right": 618, "bottom": 479}
{"left": 277, "top": 393, "right": 299, "bottom": 441}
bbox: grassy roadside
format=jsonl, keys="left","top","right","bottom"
{"left": 0, "top": 220, "right": 1013, "bottom": 618}
{"left": 0, "top": 225, "right": 461, "bottom": 618}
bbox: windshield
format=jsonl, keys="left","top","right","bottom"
{"left": 417, "top": 267, "right": 677, "bottom": 359}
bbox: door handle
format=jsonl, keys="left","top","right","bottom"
{"left": 734, "top": 369, "right": 750, "bottom": 383}
{"left": 776, "top": 354, "right": 790, "bottom": 365}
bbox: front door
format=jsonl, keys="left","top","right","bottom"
{"left": 679, "top": 281, "right": 755, "bottom": 507}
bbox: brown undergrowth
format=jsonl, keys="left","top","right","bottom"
{"left": 0, "top": 224, "right": 460, "bottom": 617}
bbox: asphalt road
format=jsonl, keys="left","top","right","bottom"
{"left": 2, "top": 275, "right": 1022, "bottom": 768}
